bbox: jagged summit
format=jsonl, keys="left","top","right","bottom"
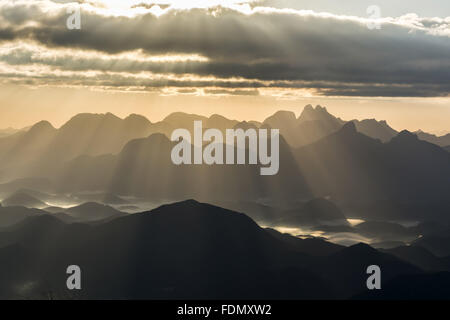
{"left": 298, "top": 104, "right": 336, "bottom": 122}
{"left": 264, "top": 110, "right": 297, "bottom": 124}
{"left": 340, "top": 121, "right": 357, "bottom": 134}
{"left": 297, "top": 105, "right": 345, "bottom": 133}
{"left": 303, "top": 104, "right": 314, "bottom": 111}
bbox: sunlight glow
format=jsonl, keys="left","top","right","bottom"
{"left": 95, "top": 0, "right": 258, "bottom": 11}
{"left": 347, "top": 219, "right": 365, "bottom": 226}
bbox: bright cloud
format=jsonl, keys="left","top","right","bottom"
{"left": 0, "top": 0, "right": 448, "bottom": 97}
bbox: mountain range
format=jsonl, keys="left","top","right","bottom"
{"left": 1, "top": 200, "right": 439, "bottom": 300}
{"left": 0, "top": 105, "right": 448, "bottom": 223}
{"left": 1, "top": 105, "right": 448, "bottom": 182}
{"left": 0, "top": 105, "right": 449, "bottom": 299}
{"left": 1, "top": 199, "right": 449, "bottom": 299}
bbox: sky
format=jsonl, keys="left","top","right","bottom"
{"left": 0, "top": 0, "right": 449, "bottom": 132}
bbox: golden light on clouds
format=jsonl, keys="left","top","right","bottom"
{"left": 95, "top": 0, "right": 257, "bottom": 10}
{"left": 0, "top": 0, "right": 447, "bottom": 132}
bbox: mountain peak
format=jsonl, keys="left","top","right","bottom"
{"left": 343, "top": 242, "right": 378, "bottom": 255}
{"left": 125, "top": 114, "right": 151, "bottom": 125}
{"left": 146, "top": 133, "right": 171, "bottom": 143}
{"left": 105, "top": 112, "right": 120, "bottom": 119}
{"left": 209, "top": 114, "right": 228, "bottom": 121}
{"left": 350, "top": 242, "right": 376, "bottom": 250}
{"left": 265, "top": 110, "right": 297, "bottom": 123}
{"left": 302, "top": 104, "right": 314, "bottom": 114}
{"left": 61, "top": 113, "right": 120, "bottom": 129}
{"left": 1, "top": 191, "right": 46, "bottom": 208}
{"left": 164, "top": 112, "right": 207, "bottom": 121}
{"left": 28, "top": 120, "right": 55, "bottom": 133}
{"left": 176, "top": 199, "right": 200, "bottom": 206}
{"left": 147, "top": 200, "right": 257, "bottom": 226}
{"left": 392, "top": 130, "right": 419, "bottom": 143}
{"left": 298, "top": 104, "right": 337, "bottom": 123}
{"left": 340, "top": 121, "right": 357, "bottom": 134}
{"left": 65, "top": 202, "right": 123, "bottom": 222}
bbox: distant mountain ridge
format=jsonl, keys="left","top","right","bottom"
{"left": 51, "top": 121, "right": 450, "bottom": 221}
{"left": 294, "top": 122, "right": 450, "bottom": 219}
{"left": 0, "top": 105, "right": 448, "bottom": 222}
{"left": 0, "top": 105, "right": 447, "bottom": 181}
{"left": 0, "top": 127, "right": 26, "bottom": 138}
{"left": 415, "top": 130, "right": 450, "bottom": 147}
{"left": 1, "top": 191, "right": 47, "bottom": 209}
{"left": 57, "top": 132, "right": 310, "bottom": 203}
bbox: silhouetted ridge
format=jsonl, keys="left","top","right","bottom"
{"left": 265, "top": 110, "right": 297, "bottom": 124}
{"left": 350, "top": 118, "right": 397, "bottom": 142}
{"left": 163, "top": 112, "right": 207, "bottom": 125}
{"left": 9, "top": 213, "right": 64, "bottom": 233}
{"left": 124, "top": 114, "right": 151, "bottom": 125}
{"left": 303, "top": 104, "right": 314, "bottom": 111}
{"left": 122, "top": 133, "right": 171, "bottom": 153}
{"left": 65, "top": 202, "right": 124, "bottom": 222}
{"left": 298, "top": 105, "right": 342, "bottom": 123}
{"left": 1, "top": 191, "right": 46, "bottom": 208}
{"left": 277, "top": 198, "right": 348, "bottom": 227}
{"left": 392, "top": 130, "right": 419, "bottom": 142}
{"left": 340, "top": 121, "right": 357, "bottom": 134}
{"left": 415, "top": 130, "right": 450, "bottom": 147}
{"left": 0, "top": 205, "right": 45, "bottom": 228}
{"left": 148, "top": 200, "right": 254, "bottom": 223}
{"left": 146, "top": 132, "right": 171, "bottom": 143}
{"left": 233, "top": 121, "right": 258, "bottom": 130}
{"left": 27, "top": 120, "right": 55, "bottom": 134}
{"left": 60, "top": 113, "right": 118, "bottom": 130}
{"left": 343, "top": 242, "right": 379, "bottom": 255}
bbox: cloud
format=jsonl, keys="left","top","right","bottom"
{"left": 0, "top": 0, "right": 449, "bottom": 97}
{"left": 204, "top": 89, "right": 260, "bottom": 96}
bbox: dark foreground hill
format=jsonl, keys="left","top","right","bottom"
{"left": 0, "top": 200, "right": 431, "bottom": 300}
{"left": 0, "top": 205, "right": 45, "bottom": 228}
